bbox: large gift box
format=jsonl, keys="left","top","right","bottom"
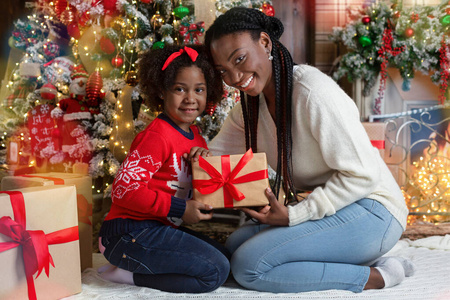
{"left": 1, "top": 172, "right": 93, "bottom": 270}
{"left": 362, "top": 122, "right": 387, "bottom": 159}
{"left": 192, "top": 149, "right": 270, "bottom": 208}
{"left": 0, "top": 185, "right": 82, "bottom": 300}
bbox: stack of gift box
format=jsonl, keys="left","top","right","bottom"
{"left": 0, "top": 172, "right": 93, "bottom": 299}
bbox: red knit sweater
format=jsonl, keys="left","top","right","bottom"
{"left": 104, "top": 114, "right": 207, "bottom": 227}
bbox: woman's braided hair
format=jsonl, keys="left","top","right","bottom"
{"left": 205, "top": 7, "right": 296, "bottom": 204}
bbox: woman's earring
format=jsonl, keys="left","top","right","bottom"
{"left": 268, "top": 55, "right": 273, "bottom": 61}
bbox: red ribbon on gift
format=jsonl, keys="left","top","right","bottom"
{"left": 370, "top": 140, "right": 385, "bottom": 149}
{"left": 18, "top": 175, "right": 93, "bottom": 225}
{"left": 192, "top": 149, "right": 268, "bottom": 208}
{"left": 0, "top": 191, "right": 79, "bottom": 300}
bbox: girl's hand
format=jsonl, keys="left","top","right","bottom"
{"left": 240, "top": 188, "right": 289, "bottom": 226}
{"left": 181, "top": 200, "right": 213, "bottom": 225}
{"left": 183, "top": 147, "right": 211, "bottom": 162}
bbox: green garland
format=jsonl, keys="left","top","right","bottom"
{"left": 330, "top": 0, "right": 450, "bottom": 97}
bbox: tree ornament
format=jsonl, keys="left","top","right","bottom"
{"left": 205, "top": 101, "right": 216, "bottom": 116}
{"left": 179, "top": 21, "right": 205, "bottom": 45}
{"left": 404, "top": 27, "right": 414, "bottom": 38}
{"left": 103, "top": 0, "right": 119, "bottom": 15}
{"left": 67, "top": 22, "right": 81, "bottom": 39}
{"left": 174, "top": 4, "right": 190, "bottom": 19}
{"left": 111, "top": 17, "right": 126, "bottom": 31}
{"left": 261, "top": 2, "right": 275, "bottom": 17}
{"left": 361, "top": 15, "right": 371, "bottom": 24}
{"left": 152, "top": 41, "right": 165, "bottom": 49}
{"left": 60, "top": 5, "right": 77, "bottom": 25}
{"left": 358, "top": 35, "right": 372, "bottom": 47}
{"left": 446, "top": 8, "right": 450, "bottom": 15}
{"left": 40, "top": 83, "right": 57, "bottom": 100}
{"left": 111, "top": 55, "right": 124, "bottom": 68}
{"left": 140, "top": 0, "right": 153, "bottom": 3}
{"left": 43, "top": 41, "right": 60, "bottom": 58}
{"left": 122, "top": 23, "right": 136, "bottom": 39}
{"left": 125, "top": 70, "right": 139, "bottom": 86}
{"left": 78, "top": 11, "right": 91, "bottom": 27}
{"left": 86, "top": 70, "right": 103, "bottom": 105}
{"left": 441, "top": 15, "right": 450, "bottom": 26}
{"left": 150, "top": 11, "right": 165, "bottom": 30}
{"left": 411, "top": 13, "right": 419, "bottom": 23}
{"left": 100, "top": 36, "right": 116, "bottom": 54}
{"left": 55, "top": 0, "right": 68, "bottom": 16}
{"left": 393, "top": 11, "right": 400, "bottom": 19}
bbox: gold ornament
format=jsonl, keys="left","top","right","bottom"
{"left": 111, "top": 16, "right": 126, "bottom": 32}
{"left": 125, "top": 70, "right": 139, "bottom": 86}
{"left": 150, "top": 11, "right": 165, "bottom": 30}
{"left": 122, "top": 23, "right": 137, "bottom": 39}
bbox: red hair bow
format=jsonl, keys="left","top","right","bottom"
{"left": 161, "top": 46, "right": 198, "bottom": 70}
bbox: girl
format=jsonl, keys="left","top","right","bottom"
{"left": 98, "top": 45, "right": 230, "bottom": 293}
{"left": 204, "top": 7, "right": 415, "bottom": 293}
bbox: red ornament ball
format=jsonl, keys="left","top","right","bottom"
{"left": 67, "top": 22, "right": 81, "bottom": 39}
{"left": 55, "top": 0, "right": 68, "bottom": 16}
{"left": 111, "top": 55, "right": 124, "bottom": 68}
{"left": 404, "top": 27, "right": 414, "bottom": 38}
{"left": 86, "top": 71, "right": 103, "bottom": 103}
{"left": 100, "top": 36, "right": 115, "bottom": 54}
{"left": 140, "top": 0, "right": 153, "bottom": 3}
{"left": 446, "top": 8, "right": 450, "bottom": 15}
{"left": 261, "top": 3, "right": 275, "bottom": 17}
{"left": 361, "top": 16, "right": 371, "bottom": 24}
{"left": 40, "top": 83, "right": 57, "bottom": 100}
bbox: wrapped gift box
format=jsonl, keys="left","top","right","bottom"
{"left": 192, "top": 149, "right": 270, "bottom": 208}
{"left": 0, "top": 185, "right": 82, "bottom": 300}
{"left": 362, "top": 122, "right": 387, "bottom": 159}
{"left": 1, "top": 172, "right": 93, "bottom": 270}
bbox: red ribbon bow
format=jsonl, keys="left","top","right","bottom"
{"left": 161, "top": 46, "right": 198, "bottom": 71}
{"left": 192, "top": 149, "right": 268, "bottom": 208}
{"left": 0, "top": 191, "right": 79, "bottom": 300}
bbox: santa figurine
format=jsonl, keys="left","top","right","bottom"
{"left": 51, "top": 65, "right": 93, "bottom": 165}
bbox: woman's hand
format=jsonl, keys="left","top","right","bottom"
{"left": 181, "top": 200, "right": 213, "bottom": 225}
{"left": 240, "top": 188, "right": 289, "bottom": 226}
{"left": 183, "top": 147, "right": 211, "bottom": 162}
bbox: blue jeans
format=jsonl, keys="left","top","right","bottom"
{"left": 226, "top": 198, "right": 404, "bottom": 293}
{"left": 101, "top": 222, "right": 231, "bottom": 293}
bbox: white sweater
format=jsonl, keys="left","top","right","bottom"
{"left": 208, "top": 65, "right": 408, "bottom": 229}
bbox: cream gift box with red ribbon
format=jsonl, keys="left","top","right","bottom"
{"left": 1, "top": 172, "right": 92, "bottom": 270}
{"left": 0, "top": 185, "right": 82, "bottom": 300}
{"left": 192, "top": 149, "right": 270, "bottom": 208}
{"left": 362, "top": 122, "right": 387, "bottom": 159}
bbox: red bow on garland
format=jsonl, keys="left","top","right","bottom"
{"left": 179, "top": 21, "right": 205, "bottom": 45}
{"left": 0, "top": 191, "right": 79, "bottom": 300}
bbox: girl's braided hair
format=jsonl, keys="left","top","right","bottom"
{"left": 138, "top": 45, "right": 223, "bottom": 111}
{"left": 205, "top": 7, "right": 297, "bottom": 204}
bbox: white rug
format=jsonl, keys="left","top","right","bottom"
{"left": 66, "top": 235, "right": 450, "bottom": 300}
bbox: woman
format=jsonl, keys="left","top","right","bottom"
{"left": 204, "top": 7, "right": 414, "bottom": 293}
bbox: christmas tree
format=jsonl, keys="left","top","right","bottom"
{"left": 0, "top": 0, "right": 274, "bottom": 183}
